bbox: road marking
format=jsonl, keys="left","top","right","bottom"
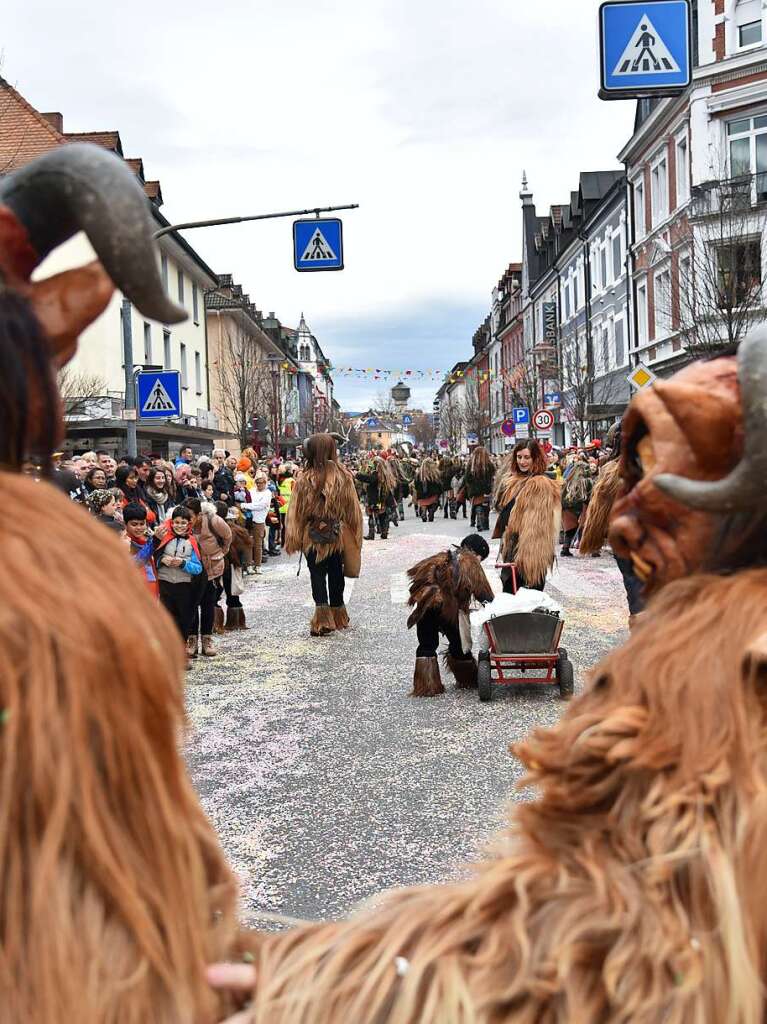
{"left": 304, "top": 579, "right": 356, "bottom": 608}
{"left": 390, "top": 572, "right": 410, "bottom": 605}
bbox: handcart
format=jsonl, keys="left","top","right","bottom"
{"left": 477, "top": 563, "right": 574, "bottom": 703}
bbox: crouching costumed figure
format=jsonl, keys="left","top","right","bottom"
{"left": 0, "top": 145, "right": 253, "bottom": 1023}
{"left": 213, "top": 331, "right": 767, "bottom": 1023}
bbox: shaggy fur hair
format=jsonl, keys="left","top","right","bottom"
{"left": 406, "top": 549, "right": 494, "bottom": 629}
{"left": 241, "top": 568, "right": 767, "bottom": 1023}
{"left": 501, "top": 475, "right": 562, "bottom": 587}
{"left": 494, "top": 443, "right": 548, "bottom": 509}
{"left": 0, "top": 472, "right": 246, "bottom": 1024}
{"left": 374, "top": 457, "right": 397, "bottom": 499}
{"left": 415, "top": 458, "right": 442, "bottom": 488}
{"left": 285, "top": 461, "right": 363, "bottom": 563}
{"left": 579, "top": 461, "right": 624, "bottom": 556}
{"left": 412, "top": 657, "right": 444, "bottom": 698}
{"left": 464, "top": 447, "right": 494, "bottom": 498}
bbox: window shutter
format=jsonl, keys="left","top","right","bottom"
{"left": 737, "top": 0, "right": 761, "bottom": 25}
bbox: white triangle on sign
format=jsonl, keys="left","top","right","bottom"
{"left": 612, "top": 14, "right": 681, "bottom": 76}
{"left": 142, "top": 378, "right": 176, "bottom": 413}
{"left": 300, "top": 227, "right": 338, "bottom": 262}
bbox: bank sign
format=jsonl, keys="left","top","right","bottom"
{"left": 599, "top": 0, "right": 692, "bottom": 101}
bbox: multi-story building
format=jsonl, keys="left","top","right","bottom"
{"left": 0, "top": 77, "right": 223, "bottom": 457}
{"left": 435, "top": 361, "right": 469, "bottom": 451}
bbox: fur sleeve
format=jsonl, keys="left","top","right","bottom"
{"left": 342, "top": 468, "right": 364, "bottom": 548}
{"left": 284, "top": 473, "right": 311, "bottom": 555}
{"left": 505, "top": 475, "right": 561, "bottom": 587}
{"left": 460, "top": 551, "right": 495, "bottom": 605}
{"left": 579, "top": 462, "right": 623, "bottom": 555}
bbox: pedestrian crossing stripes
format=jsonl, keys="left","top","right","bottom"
{"left": 390, "top": 572, "right": 410, "bottom": 605}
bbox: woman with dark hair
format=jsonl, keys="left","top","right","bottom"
{"left": 285, "top": 433, "right": 363, "bottom": 636}
{"left": 82, "top": 465, "right": 108, "bottom": 494}
{"left": 493, "top": 439, "right": 561, "bottom": 592}
{"left": 144, "top": 467, "right": 174, "bottom": 522}
{"left": 463, "top": 446, "right": 495, "bottom": 532}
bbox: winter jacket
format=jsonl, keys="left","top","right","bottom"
{"left": 192, "top": 512, "right": 232, "bottom": 581}
{"left": 213, "top": 467, "right": 236, "bottom": 504}
{"left": 154, "top": 532, "right": 203, "bottom": 584}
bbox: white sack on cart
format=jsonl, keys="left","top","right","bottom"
{"left": 471, "top": 589, "right": 564, "bottom": 652}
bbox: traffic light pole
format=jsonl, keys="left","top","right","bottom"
{"left": 153, "top": 203, "right": 359, "bottom": 239}
{"left": 121, "top": 298, "right": 138, "bottom": 458}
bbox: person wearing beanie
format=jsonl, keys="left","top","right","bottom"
{"left": 86, "top": 488, "right": 124, "bottom": 534}
{"left": 236, "top": 456, "right": 256, "bottom": 493}
{"left": 405, "top": 534, "right": 494, "bottom": 697}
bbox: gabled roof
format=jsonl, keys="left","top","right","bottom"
{"left": 64, "top": 130, "right": 123, "bottom": 155}
{"left": 580, "top": 170, "right": 624, "bottom": 201}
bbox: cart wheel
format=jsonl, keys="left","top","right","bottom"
{"left": 478, "top": 654, "right": 493, "bottom": 703}
{"left": 557, "top": 655, "right": 574, "bottom": 701}
{"left": 557, "top": 647, "right": 568, "bottom": 661}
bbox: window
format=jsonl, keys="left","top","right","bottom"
{"left": 564, "top": 280, "right": 571, "bottom": 319}
{"left": 177, "top": 269, "right": 185, "bottom": 305}
{"left": 600, "top": 246, "right": 609, "bottom": 288}
{"left": 161, "top": 253, "right": 168, "bottom": 289}
{"left": 194, "top": 351, "right": 202, "bottom": 394}
{"left": 676, "top": 134, "right": 689, "bottom": 204}
{"left": 573, "top": 273, "right": 579, "bottom": 311}
{"left": 192, "top": 281, "right": 199, "bottom": 324}
{"left": 180, "top": 343, "right": 188, "bottom": 388}
{"left": 651, "top": 157, "right": 668, "bottom": 224}
{"left": 635, "top": 179, "right": 645, "bottom": 237}
{"left": 717, "top": 240, "right": 762, "bottom": 308}
{"left": 613, "top": 233, "right": 623, "bottom": 279}
{"left": 637, "top": 282, "right": 648, "bottom": 344}
{"left": 614, "top": 318, "right": 626, "bottom": 366}
{"left": 143, "top": 322, "right": 152, "bottom": 364}
{"left": 601, "top": 327, "right": 610, "bottom": 372}
{"left": 654, "top": 269, "right": 671, "bottom": 338}
{"left": 727, "top": 115, "right": 767, "bottom": 201}
{"left": 163, "top": 330, "right": 171, "bottom": 369}
{"left": 736, "top": 0, "right": 762, "bottom": 46}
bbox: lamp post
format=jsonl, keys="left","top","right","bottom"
{"left": 267, "top": 354, "right": 282, "bottom": 458}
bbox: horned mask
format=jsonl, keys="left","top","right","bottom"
{"left": 609, "top": 333, "right": 767, "bottom": 593}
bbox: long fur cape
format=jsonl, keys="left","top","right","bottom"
{"left": 579, "top": 460, "right": 623, "bottom": 556}
{"left": 284, "top": 462, "right": 363, "bottom": 563}
{"left": 0, "top": 472, "right": 247, "bottom": 1024}
{"left": 242, "top": 568, "right": 767, "bottom": 1023}
{"left": 502, "top": 474, "right": 562, "bottom": 587}
{"left": 406, "top": 549, "right": 494, "bottom": 629}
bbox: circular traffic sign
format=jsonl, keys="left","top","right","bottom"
{"left": 501, "top": 419, "right": 515, "bottom": 437}
{"left": 532, "top": 408, "right": 554, "bottom": 432}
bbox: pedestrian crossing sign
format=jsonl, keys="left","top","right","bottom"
{"left": 137, "top": 370, "right": 182, "bottom": 419}
{"left": 600, "top": 0, "right": 691, "bottom": 100}
{"left": 293, "top": 218, "right": 344, "bottom": 272}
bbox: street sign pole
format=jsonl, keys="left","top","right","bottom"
{"left": 121, "top": 298, "right": 137, "bottom": 458}
{"left": 153, "top": 203, "right": 359, "bottom": 240}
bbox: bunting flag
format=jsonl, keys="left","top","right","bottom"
{"left": 278, "top": 362, "right": 506, "bottom": 384}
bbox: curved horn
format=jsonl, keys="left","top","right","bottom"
{"left": 655, "top": 329, "right": 767, "bottom": 511}
{"left": 0, "top": 143, "right": 186, "bottom": 325}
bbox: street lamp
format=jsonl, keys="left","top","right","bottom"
{"left": 267, "top": 354, "right": 282, "bottom": 457}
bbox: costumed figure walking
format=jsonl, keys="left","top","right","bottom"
{"left": 285, "top": 433, "right": 363, "bottom": 636}
{"left": 439, "top": 455, "right": 457, "bottom": 519}
{"left": 463, "top": 445, "right": 495, "bottom": 532}
{"left": 493, "top": 439, "right": 561, "bottom": 592}
{"left": 212, "top": 331, "right": 767, "bottom": 1024}
{"left": 412, "top": 457, "right": 443, "bottom": 522}
{"left": 560, "top": 455, "right": 594, "bottom": 556}
{"left": 356, "top": 456, "right": 397, "bottom": 541}
{"left": 405, "top": 534, "right": 494, "bottom": 697}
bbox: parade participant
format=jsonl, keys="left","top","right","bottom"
{"left": 438, "top": 454, "right": 457, "bottom": 519}
{"left": 356, "top": 456, "right": 397, "bottom": 540}
{"left": 412, "top": 457, "right": 442, "bottom": 522}
{"left": 560, "top": 455, "right": 594, "bottom": 556}
{"left": 405, "top": 534, "right": 494, "bottom": 696}
{"left": 452, "top": 458, "right": 468, "bottom": 519}
{"left": 211, "top": 335, "right": 767, "bottom": 1024}
{"left": 285, "top": 433, "right": 363, "bottom": 636}
{"left": 463, "top": 445, "right": 495, "bottom": 532}
{"left": 0, "top": 143, "right": 249, "bottom": 1022}
{"left": 493, "top": 439, "right": 561, "bottom": 592}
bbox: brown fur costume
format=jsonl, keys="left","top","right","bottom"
{"left": 499, "top": 475, "right": 562, "bottom": 588}
{"left": 284, "top": 460, "right": 363, "bottom": 564}
{"left": 406, "top": 549, "right": 494, "bottom": 630}
{"left": 578, "top": 460, "right": 623, "bottom": 555}
{"left": 235, "top": 567, "right": 767, "bottom": 1023}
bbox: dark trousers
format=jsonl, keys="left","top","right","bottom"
{"left": 562, "top": 528, "right": 577, "bottom": 551}
{"left": 501, "top": 567, "right": 545, "bottom": 594}
{"left": 616, "top": 556, "right": 645, "bottom": 616}
{"left": 222, "top": 562, "right": 242, "bottom": 608}
{"left": 159, "top": 580, "right": 197, "bottom": 640}
{"left": 192, "top": 577, "right": 220, "bottom": 636}
{"left": 415, "top": 608, "right": 468, "bottom": 660}
{"left": 307, "top": 549, "right": 345, "bottom": 607}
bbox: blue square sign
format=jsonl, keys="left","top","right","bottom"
{"left": 137, "top": 371, "right": 182, "bottom": 419}
{"left": 600, "top": 0, "right": 691, "bottom": 100}
{"left": 512, "top": 407, "right": 530, "bottom": 425}
{"left": 293, "top": 218, "right": 344, "bottom": 272}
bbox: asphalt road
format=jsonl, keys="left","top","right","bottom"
{"left": 184, "top": 508, "right": 630, "bottom": 927}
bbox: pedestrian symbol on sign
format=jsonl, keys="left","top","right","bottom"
{"left": 300, "top": 228, "right": 338, "bottom": 263}
{"left": 142, "top": 378, "right": 176, "bottom": 413}
{"left": 613, "top": 15, "right": 680, "bottom": 76}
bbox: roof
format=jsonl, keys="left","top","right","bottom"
{"left": 63, "top": 130, "right": 123, "bottom": 155}
{"left": 580, "top": 170, "right": 625, "bottom": 202}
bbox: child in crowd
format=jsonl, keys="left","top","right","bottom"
{"left": 122, "top": 502, "right": 160, "bottom": 597}
{"left": 86, "top": 488, "right": 124, "bottom": 534}
{"left": 154, "top": 507, "right": 203, "bottom": 658}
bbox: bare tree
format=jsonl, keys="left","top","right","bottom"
{"left": 214, "top": 326, "right": 267, "bottom": 447}
{"left": 57, "top": 368, "right": 107, "bottom": 417}
{"left": 374, "top": 389, "right": 398, "bottom": 416}
{"left": 410, "top": 412, "right": 436, "bottom": 448}
{"left": 557, "top": 331, "right": 614, "bottom": 446}
{"left": 462, "top": 378, "right": 491, "bottom": 440}
{"left": 673, "top": 174, "right": 767, "bottom": 355}
{"left": 438, "top": 392, "right": 464, "bottom": 448}
{"left": 503, "top": 357, "right": 543, "bottom": 432}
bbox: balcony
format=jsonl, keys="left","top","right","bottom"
{"left": 689, "top": 173, "right": 767, "bottom": 220}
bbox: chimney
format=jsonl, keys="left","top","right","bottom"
{"left": 41, "top": 112, "right": 63, "bottom": 133}
{"left": 268, "top": 312, "right": 275, "bottom": 319}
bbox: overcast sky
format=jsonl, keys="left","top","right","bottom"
{"left": 5, "top": 0, "right": 632, "bottom": 413}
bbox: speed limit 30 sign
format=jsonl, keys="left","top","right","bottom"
{"left": 533, "top": 408, "right": 555, "bottom": 432}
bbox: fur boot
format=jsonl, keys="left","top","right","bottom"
{"left": 310, "top": 605, "right": 337, "bottom": 637}
{"left": 213, "top": 606, "right": 226, "bottom": 634}
{"left": 445, "top": 654, "right": 478, "bottom": 689}
{"left": 331, "top": 605, "right": 351, "bottom": 630}
{"left": 225, "top": 607, "right": 242, "bottom": 631}
{"left": 233, "top": 607, "right": 248, "bottom": 630}
{"left": 411, "top": 656, "right": 444, "bottom": 697}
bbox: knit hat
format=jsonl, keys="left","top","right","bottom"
{"left": 460, "top": 534, "right": 490, "bottom": 562}
{"left": 237, "top": 457, "right": 252, "bottom": 472}
{"left": 86, "top": 488, "right": 115, "bottom": 516}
